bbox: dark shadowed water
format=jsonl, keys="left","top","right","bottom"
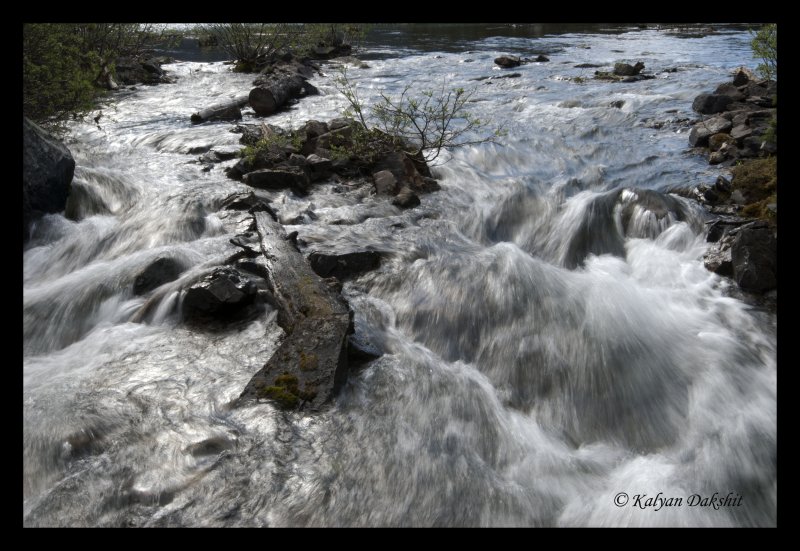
{"left": 23, "top": 24, "right": 775, "bottom": 527}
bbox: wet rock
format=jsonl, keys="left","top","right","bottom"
{"left": 133, "top": 257, "right": 186, "bottom": 295}
{"left": 534, "top": 54, "right": 550, "bottom": 62}
{"left": 115, "top": 57, "right": 171, "bottom": 85}
{"left": 287, "top": 153, "right": 309, "bottom": 168}
{"left": 609, "top": 100, "right": 625, "bottom": 109}
{"left": 308, "top": 250, "right": 382, "bottom": 280}
{"left": 373, "top": 151, "right": 429, "bottom": 191}
{"left": 575, "top": 63, "right": 602, "bottom": 68}
{"left": 229, "top": 233, "right": 260, "bottom": 257}
{"left": 220, "top": 191, "right": 274, "bottom": 215}
{"left": 692, "top": 93, "right": 734, "bottom": 115}
{"left": 298, "top": 120, "right": 329, "bottom": 142}
{"left": 688, "top": 116, "right": 732, "bottom": 147}
{"left": 494, "top": 55, "right": 521, "bottom": 68}
{"left": 419, "top": 176, "right": 441, "bottom": 193}
{"left": 347, "top": 332, "right": 383, "bottom": 363}
{"left": 731, "top": 222, "right": 777, "bottom": 293}
{"left": 713, "top": 82, "right": 746, "bottom": 102}
{"left": 231, "top": 122, "right": 281, "bottom": 146}
{"left": 703, "top": 234, "right": 735, "bottom": 276}
{"left": 23, "top": 117, "right": 75, "bottom": 241}
{"left": 244, "top": 167, "right": 310, "bottom": 194}
{"left": 373, "top": 170, "right": 398, "bottom": 195}
{"left": 200, "top": 146, "right": 243, "bottom": 163}
{"left": 182, "top": 267, "right": 258, "bottom": 321}
{"left": 305, "top": 154, "right": 332, "bottom": 180}
{"left": 392, "top": 187, "right": 421, "bottom": 209}
{"left": 613, "top": 61, "right": 645, "bottom": 76}
{"left": 185, "top": 436, "right": 234, "bottom": 457}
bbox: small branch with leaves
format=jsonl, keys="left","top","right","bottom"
{"left": 332, "top": 66, "right": 504, "bottom": 165}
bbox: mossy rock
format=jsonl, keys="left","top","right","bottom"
{"left": 299, "top": 351, "right": 319, "bottom": 371}
{"left": 257, "top": 372, "right": 318, "bottom": 409}
{"left": 731, "top": 157, "right": 776, "bottom": 200}
{"left": 730, "top": 157, "right": 777, "bottom": 223}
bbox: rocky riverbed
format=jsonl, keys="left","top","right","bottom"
{"left": 24, "top": 25, "right": 777, "bottom": 527}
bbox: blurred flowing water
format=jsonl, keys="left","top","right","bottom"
{"left": 23, "top": 24, "right": 776, "bottom": 527}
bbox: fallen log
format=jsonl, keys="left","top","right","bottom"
{"left": 190, "top": 95, "right": 249, "bottom": 124}
{"left": 249, "top": 74, "right": 308, "bottom": 116}
{"left": 235, "top": 211, "right": 351, "bottom": 411}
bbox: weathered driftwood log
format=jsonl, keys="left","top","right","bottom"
{"left": 248, "top": 74, "right": 307, "bottom": 116}
{"left": 190, "top": 95, "right": 249, "bottom": 124}
{"left": 236, "top": 211, "right": 351, "bottom": 411}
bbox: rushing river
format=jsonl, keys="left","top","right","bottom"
{"left": 23, "top": 24, "right": 776, "bottom": 527}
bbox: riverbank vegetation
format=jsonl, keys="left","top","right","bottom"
{"left": 23, "top": 24, "right": 172, "bottom": 130}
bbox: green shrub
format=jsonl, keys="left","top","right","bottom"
{"left": 333, "top": 66, "right": 504, "bottom": 164}
{"left": 23, "top": 23, "right": 171, "bottom": 130}
{"left": 750, "top": 24, "right": 777, "bottom": 81}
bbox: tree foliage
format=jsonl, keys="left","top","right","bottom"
{"left": 23, "top": 23, "right": 167, "bottom": 129}
{"left": 751, "top": 23, "right": 777, "bottom": 81}
{"left": 23, "top": 24, "right": 100, "bottom": 127}
{"left": 200, "top": 24, "right": 370, "bottom": 73}
{"left": 201, "top": 24, "right": 302, "bottom": 73}
{"left": 333, "top": 66, "right": 503, "bottom": 164}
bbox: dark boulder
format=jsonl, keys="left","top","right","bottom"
{"left": 297, "top": 120, "right": 329, "bottom": 142}
{"left": 703, "top": 234, "right": 735, "bottom": 276}
{"left": 731, "top": 222, "right": 776, "bottom": 293}
{"left": 182, "top": 267, "right": 258, "bottom": 321}
{"left": 133, "top": 257, "right": 186, "bottom": 295}
{"left": 609, "top": 100, "right": 625, "bottom": 109}
{"left": 392, "top": 187, "right": 421, "bottom": 209}
{"left": 243, "top": 167, "right": 310, "bottom": 194}
{"left": 713, "top": 82, "right": 746, "bottom": 102}
{"left": 494, "top": 55, "right": 521, "bottom": 68}
{"left": 534, "top": 55, "right": 550, "bottom": 62}
{"left": 305, "top": 154, "right": 333, "bottom": 180}
{"left": 373, "top": 151, "right": 430, "bottom": 192}
{"left": 115, "top": 57, "right": 170, "bottom": 85}
{"left": 347, "top": 332, "right": 383, "bottom": 363}
{"left": 732, "top": 68, "right": 754, "bottom": 86}
{"left": 419, "top": 176, "right": 441, "bottom": 193}
{"left": 373, "top": 170, "right": 398, "bottom": 195}
{"left": 308, "top": 251, "right": 382, "bottom": 280}
{"left": 692, "top": 93, "right": 734, "bottom": 115}
{"left": 613, "top": 61, "right": 645, "bottom": 76}
{"left": 23, "top": 117, "right": 75, "bottom": 242}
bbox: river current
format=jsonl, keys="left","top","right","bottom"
{"left": 23, "top": 24, "right": 776, "bottom": 527}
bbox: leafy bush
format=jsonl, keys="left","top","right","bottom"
{"left": 201, "top": 23, "right": 370, "bottom": 73}
{"left": 23, "top": 23, "right": 169, "bottom": 130}
{"left": 751, "top": 24, "right": 777, "bottom": 81}
{"left": 333, "top": 67, "right": 503, "bottom": 164}
{"left": 201, "top": 24, "right": 302, "bottom": 73}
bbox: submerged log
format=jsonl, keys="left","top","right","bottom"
{"left": 236, "top": 211, "right": 351, "bottom": 411}
{"left": 190, "top": 95, "right": 249, "bottom": 124}
{"left": 248, "top": 74, "right": 307, "bottom": 116}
